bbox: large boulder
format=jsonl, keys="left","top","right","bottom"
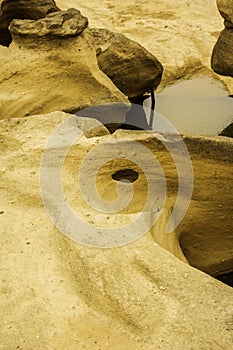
{"left": 0, "top": 9, "right": 128, "bottom": 122}
{"left": 88, "top": 28, "right": 163, "bottom": 99}
{"left": 211, "top": 0, "right": 233, "bottom": 76}
{"left": 211, "top": 28, "right": 233, "bottom": 76}
{"left": 217, "top": 0, "right": 233, "bottom": 25}
{"left": 0, "top": 0, "right": 60, "bottom": 46}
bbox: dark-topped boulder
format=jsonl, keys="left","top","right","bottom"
{"left": 0, "top": 0, "right": 60, "bottom": 46}
{"left": 88, "top": 28, "right": 163, "bottom": 99}
{"left": 211, "top": 0, "right": 233, "bottom": 76}
{"left": 0, "top": 9, "right": 128, "bottom": 121}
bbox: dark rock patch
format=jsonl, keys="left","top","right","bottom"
{"left": 0, "top": 0, "right": 60, "bottom": 46}
{"left": 88, "top": 28, "right": 163, "bottom": 99}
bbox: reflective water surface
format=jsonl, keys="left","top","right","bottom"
{"left": 144, "top": 76, "right": 233, "bottom": 135}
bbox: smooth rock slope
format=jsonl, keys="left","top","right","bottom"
{"left": 0, "top": 112, "right": 233, "bottom": 349}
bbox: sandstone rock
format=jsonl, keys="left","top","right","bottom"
{"left": 10, "top": 8, "right": 88, "bottom": 38}
{"left": 217, "top": 0, "right": 233, "bottom": 25}
{"left": 211, "top": 27, "right": 233, "bottom": 76}
{"left": 211, "top": 0, "right": 233, "bottom": 77}
{"left": 0, "top": 17, "right": 129, "bottom": 121}
{"left": 88, "top": 28, "right": 163, "bottom": 99}
{"left": 1, "top": 113, "right": 233, "bottom": 349}
{"left": 0, "top": 0, "right": 60, "bottom": 46}
{"left": 56, "top": 0, "right": 233, "bottom": 93}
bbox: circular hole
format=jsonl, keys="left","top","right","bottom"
{"left": 112, "top": 168, "right": 139, "bottom": 183}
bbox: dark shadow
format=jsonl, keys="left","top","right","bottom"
{"left": 112, "top": 169, "right": 139, "bottom": 183}
{"left": 216, "top": 272, "right": 233, "bottom": 288}
{"left": 120, "top": 94, "right": 151, "bottom": 130}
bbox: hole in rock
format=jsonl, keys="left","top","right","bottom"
{"left": 112, "top": 169, "right": 139, "bottom": 183}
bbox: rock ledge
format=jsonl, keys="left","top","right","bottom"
{"left": 9, "top": 8, "right": 88, "bottom": 38}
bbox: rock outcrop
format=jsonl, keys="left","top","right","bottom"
{"left": 56, "top": 0, "right": 233, "bottom": 92}
{"left": 211, "top": 0, "right": 233, "bottom": 76}
{"left": 88, "top": 28, "right": 163, "bottom": 99}
{"left": 1, "top": 112, "right": 233, "bottom": 349}
{"left": 0, "top": 9, "right": 128, "bottom": 121}
{"left": 10, "top": 8, "right": 88, "bottom": 38}
{"left": 217, "top": 0, "right": 233, "bottom": 25}
{"left": 0, "top": 0, "right": 60, "bottom": 46}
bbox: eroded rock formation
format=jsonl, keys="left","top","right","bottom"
{"left": 88, "top": 28, "right": 163, "bottom": 99}
{"left": 0, "top": 9, "right": 128, "bottom": 121}
{"left": 1, "top": 112, "right": 233, "bottom": 349}
{"left": 10, "top": 8, "right": 88, "bottom": 38}
{"left": 0, "top": 0, "right": 60, "bottom": 46}
{"left": 0, "top": 1, "right": 164, "bottom": 124}
{"left": 217, "top": 0, "right": 233, "bottom": 25}
{"left": 211, "top": 0, "right": 233, "bottom": 76}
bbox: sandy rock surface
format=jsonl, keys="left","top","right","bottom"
{"left": 1, "top": 112, "right": 233, "bottom": 349}
{"left": 0, "top": 21, "right": 128, "bottom": 120}
{"left": 0, "top": 1, "right": 233, "bottom": 349}
{"left": 56, "top": 0, "right": 233, "bottom": 92}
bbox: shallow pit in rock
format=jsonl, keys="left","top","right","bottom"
{"left": 112, "top": 168, "right": 139, "bottom": 183}
{"left": 144, "top": 76, "right": 233, "bottom": 135}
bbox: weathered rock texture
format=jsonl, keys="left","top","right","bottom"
{"left": 56, "top": 0, "right": 233, "bottom": 93}
{"left": 217, "top": 0, "right": 233, "bottom": 25}
{"left": 10, "top": 8, "right": 88, "bottom": 38}
{"left": 211, "top": 0, "right": 233, "bottom": 76}
{"left": 1, "top": 112, "right": 233, "bottom": 349}
{"left": 88, "top": 28, "right": 163, "bottom": 99}
{"left": 0, "top": 10, "right": 128, "bottom": 121}
{"left": 0, "top": 0, "right": 60, "bottom": 46}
